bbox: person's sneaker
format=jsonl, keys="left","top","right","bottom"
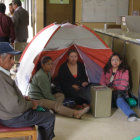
{"left": 128, "top": 114, "right": 140, "bottom": 122}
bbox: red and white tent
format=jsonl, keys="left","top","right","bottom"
{"left": 16, "top": 23, "right": 112, "bottom": 95}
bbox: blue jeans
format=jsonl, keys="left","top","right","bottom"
{"left": 116, "top": 97, "right": 136, "bottom": 117}
{"left": 0, "top": 109, "right": 55, "bottom": 140}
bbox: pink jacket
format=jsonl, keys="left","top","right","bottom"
{"left": 100, "top": 69, "right": 129, "bottom": 91}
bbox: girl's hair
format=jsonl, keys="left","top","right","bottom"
{"left": 103, "top": 53, "right": 128, "bottom": 74}
{"left": 67, "top": 49, "right": 78, "bottom": 56}
{"left": 36, "top": 56, "right": 52, "bottom": 71}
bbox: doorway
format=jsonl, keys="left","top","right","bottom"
{"left": 44, "top": 0, "right": 75, "bottom": 26}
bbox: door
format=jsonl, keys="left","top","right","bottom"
{"left": 45, "top": 0, "right": 75, "bottom": 26}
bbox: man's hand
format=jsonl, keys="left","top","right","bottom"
{"left": 72, "top": 85, "right": 80, "bottom": 91}
{"left": 24, "top": 96, "right": 38, "bottom": 109}
{"left": 81, "top": 82, "right": 88, "bottom": 87}
{"left": 31, "top": 100, "right": 39, "bottom": 110}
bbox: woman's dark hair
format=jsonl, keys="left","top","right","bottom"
{"left": 67, "top": 49, "right": 78, "bottom": 56}
{"left": 0, "top": 3, "right": 6, "bottom": 13}
{"left": 103, "top": 53, "right": 128, "bottom": 74}
{"left": 36, "top": 56, "right": 52, "bottom": 71}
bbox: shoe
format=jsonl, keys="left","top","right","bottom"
{"left": 128, "top": 114, "right": 140, "bottom": 122}
{"left": 74, "top": 106, "right": 90, "bottom": 119}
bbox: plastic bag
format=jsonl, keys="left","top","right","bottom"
{"left": 126, "top": 98, "right": 137, "bottom": 107}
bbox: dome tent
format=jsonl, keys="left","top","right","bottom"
{"left": 16, "top": 23, "right": 112, "bottom": 95}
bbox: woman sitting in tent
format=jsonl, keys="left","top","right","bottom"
{"left": 56, "top": 49, "right": 91, "bottom": 106}
{"left": 28, "top": 56, "right": 89, "bottom": 119}
{"left": 100, "top": 53, "right": 140, "bottom": 122}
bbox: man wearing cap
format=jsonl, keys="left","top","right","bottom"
{"left": 0, "top": 3, "right": 15, "bottom": 43}
{"left": 0, "top": 42, "right": 55, "bottom": 140}
{"left": 12, "top": 0, "right": 29, "bottom": 42}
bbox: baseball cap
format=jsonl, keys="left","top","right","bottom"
{"left": 0, "top": 42, "right": 22, "bottom": 55}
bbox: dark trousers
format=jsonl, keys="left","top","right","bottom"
{"left": 0, "top": 109, "right": 55, "bottom": 140}
{"left": 64, "top": 86, "right": 91, "bottom": 105}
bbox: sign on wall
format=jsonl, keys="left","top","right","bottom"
{"left": 49, "top": 0, "right": 69, "bottom": 4}
{"left": 82, "top": 0, "right": 129, "bottom": 22}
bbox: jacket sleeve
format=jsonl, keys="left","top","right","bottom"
{"left": 9, "top": 19, "right": 15, "bottom": 43}
{"left": 35, "top": 73, "right": 56, "bottom": 100}
{"left": 57, "top": 64, "right": 73, "bottom": 90}
{"left": 12, "top": 11, "right": 19, "bottom": 30}
{"left": 114, "top": 70, "right": 129, "bottom": 90}
{"left": 0, "top": 78, "right": 33, "bottom": 114}
{"left": 80, "top": 62, "right": 88, "bottom": 83}
{"left": 57, "top": 65, "right": 66, "bottom": 86}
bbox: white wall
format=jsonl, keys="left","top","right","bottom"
{"left": 5, "top": 0, "right": 12, "bottom": 14}
{"left": 126, "top": 16, "right": 140, "bottom": 33}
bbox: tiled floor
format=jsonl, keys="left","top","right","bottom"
{"left": 1, "top": 108, "right": 140, "bottom": 140}
{"left": 53, "top": 108, "right": 140, "bottom": 140}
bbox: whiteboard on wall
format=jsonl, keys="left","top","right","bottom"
{"left": 82, "top": 0, "right": 129, "bottom": 22}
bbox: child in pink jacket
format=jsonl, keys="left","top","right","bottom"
{"left": 100, "top": 53, "right": 139, "bottom": 122}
